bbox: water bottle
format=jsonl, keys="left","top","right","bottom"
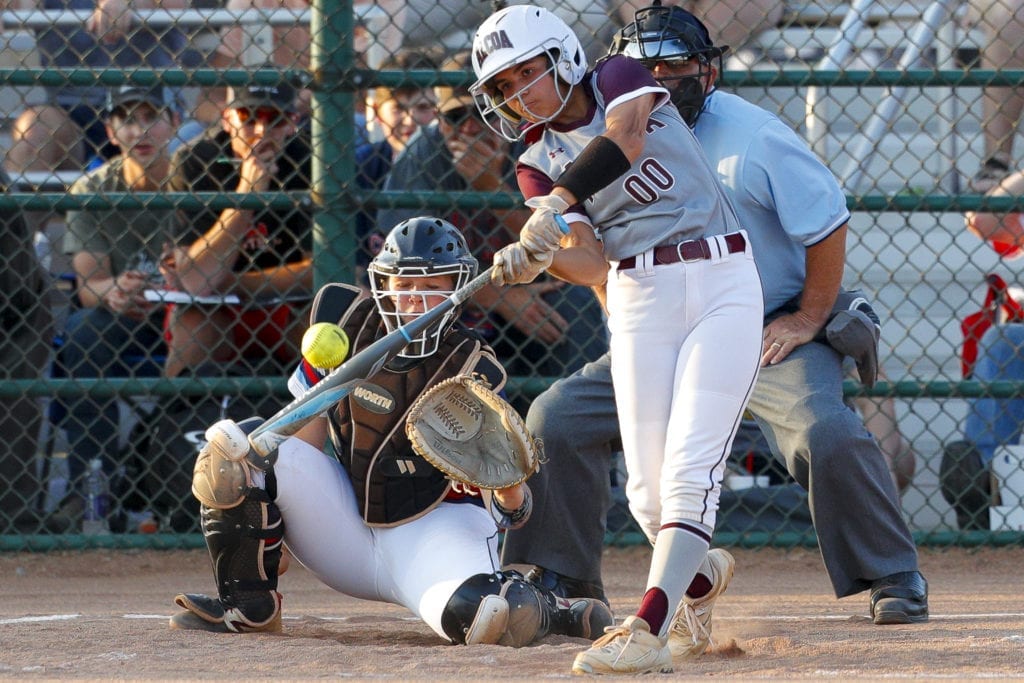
{"left": 82, "top": 457, "right": 111, "bottom": 535}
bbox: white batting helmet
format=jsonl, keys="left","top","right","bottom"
{"left": 469, "top": 4, "right": 588, "bottom": 141}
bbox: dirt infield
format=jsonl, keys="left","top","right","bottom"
{"left": 1, "top": 545, "right": 1022, "bottom": 680}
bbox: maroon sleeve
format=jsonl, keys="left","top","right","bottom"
{"left": 594, "top": 55, "right": 661, "bottom": 104}
{"left": 516, "top": 161, "right": 554, "bottom": 201}
{"left": 516, "top": 161, "right": 587, "bottom": 216}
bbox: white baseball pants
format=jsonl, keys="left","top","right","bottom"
{"left": 270, "top": 437, "right": 501, "bottom": 641}
{"left": 606, "top": 232, "right": 764, "bottom": 540}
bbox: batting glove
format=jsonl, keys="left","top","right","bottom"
{"left": 492, "top": 243, "right": 552, "bottom": 287}
{"left": 521, "top": 194, "right": 570, "bottom": 256}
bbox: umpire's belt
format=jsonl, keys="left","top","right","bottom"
{"left": 617, "top": 232, "right": 746, "bottom": 272}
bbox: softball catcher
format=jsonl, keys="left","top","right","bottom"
{"left": 168, "top": 217, "right": 611, "bottom": 645}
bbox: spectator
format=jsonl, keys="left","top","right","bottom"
{"left": 46, "top": 85, "right": 181, "bottom": 532}
{"left": 3, "top": 0, "right": 191, "bottom": 176}
{"left": 499, "top": 7, "right": 928, "bottom": 669}
{"left": 354, "top": 51, "right": 438, "bottom": 278}
{"left": 163, "top": 78, "right": 313, "bottom": 379}
{"left": 376, "top": 52, "right": 606, "bottom": 384}
{"left": 0, "top": 166, "right": 53, "bottom": 533}
{"left": 942, "top": 168, "right": 1024, "bottom": 529}
{"left": 966, "top": 0, "right": 1024, "bottom": 192}
{"left": 966, "top": 167, "right": 1024, "bottom": 247}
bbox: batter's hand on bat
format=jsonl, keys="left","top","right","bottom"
{"left": 492, "top": 243, "right": 551, "bottom": 286}
{"left": 521, "top": 194, "right": 571, "bottom": 255}
{"left": 761, "top": 311, "right": 820, "bottom": 366}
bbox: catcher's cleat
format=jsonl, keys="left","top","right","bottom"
{"left": 571, "top": 616, "right": 673, "bottom": 675}
{"left": 560, "top": 598, "right": 614, "bottom": 640}
{"left": 870, "top": 571, "right": 929, "bottom": 625}
{"left": 667, "top": 548, "right": 735, "bottom": 663}
{"left": 169, "top": 592, "right": 282, "bottom": 633}
{"left": 526, "top": 566, "right": 609, "bottom": 606}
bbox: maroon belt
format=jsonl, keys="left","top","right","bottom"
{"left": 617, "top": 233, "right": 746, "bottom": 272}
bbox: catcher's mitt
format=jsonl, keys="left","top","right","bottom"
{"left": 406, "top": 375, "right": 541, "bottom": 489}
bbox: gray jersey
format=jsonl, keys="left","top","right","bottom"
{"left": 516, "top": 56, "right": 741, "bottom": 262}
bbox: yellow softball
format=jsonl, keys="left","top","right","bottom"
{"left": 301, "top": 322, "right": 350, "bottom": 370}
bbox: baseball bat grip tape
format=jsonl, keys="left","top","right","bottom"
{"left": 555, "top": 215, "right": 570, "bottom": 235}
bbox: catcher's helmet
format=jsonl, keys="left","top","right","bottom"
{"left": 368, "top": 217, "right": 478, "bottom": 358}
{"left": 470, "top": 4, "right": 588, "bottom": 141}
{"left": 608, "top": 2, "right": 728, "bottom": 126}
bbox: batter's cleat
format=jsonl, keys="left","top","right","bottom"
{"left": 526, "top": 566, "right": 609, "bottom": 606}
{"left": 667, "top": 548, "right": 735, "bottom": 663}
{"left": 572, "top": 615, "right": 673, "bottom": 675}
{"left": 169, "top": 592, "right": 282, "bottom": 633}
{"left": 870, "top": 571, "right": 929, "bottom": 625}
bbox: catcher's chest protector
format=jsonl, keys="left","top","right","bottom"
{"left": 328, "top": 303, "right": 506, "bottom": 526}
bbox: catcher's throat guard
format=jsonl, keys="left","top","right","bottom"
{"left": 406, "top": 375, "right": 542, "bottom": 489}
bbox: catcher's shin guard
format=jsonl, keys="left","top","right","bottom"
{"left": 440, "top": 572, "right": 613, "bottom": 647}
{"left": 169, "top": 491, "right": 284, "bottom": 633}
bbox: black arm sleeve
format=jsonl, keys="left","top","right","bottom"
{"left": 553, "top": 135, "right": 632, "bottom": 202}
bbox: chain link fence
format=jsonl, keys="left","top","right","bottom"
{"left": 1, "top": 0, "right": 1023, "bottom": 548}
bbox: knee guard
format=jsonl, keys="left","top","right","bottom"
{"left": 440, "top": 572, "right": 613, "bottom": 647}
{"left": 170, "top": 491, "right": 284, "bottom": 633}
{"left": 191, "top": 417, "right": 266, "bottom": 509}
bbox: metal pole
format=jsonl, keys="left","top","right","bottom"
{"left": 804, "top": 0, "right": 875, "bottom": 159}
{"left": 937, "top": 10, "right": 963, "bottom": 194}
{"left": 310, "top": 0, "right": 356, "bottom": 288}
{"left": 840, "top": 0, "right": 960, "bottom": 192}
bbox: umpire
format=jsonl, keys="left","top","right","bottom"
{"left": 501, "top": 2, "right": 928, "bottom": 644}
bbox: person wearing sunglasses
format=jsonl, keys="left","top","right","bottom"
{"left": 162, "top": 76, "right": 313, "bottom": 381}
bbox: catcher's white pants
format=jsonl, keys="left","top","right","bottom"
{"left": 271, "top": 437, "right": 500, "bottom": 640}
{"left": 607, "top": 233, "right": 763, "bottom": 540}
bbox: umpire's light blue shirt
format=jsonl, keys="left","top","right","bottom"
{"left": 695, "top": 90, "right": 850, "bottom": 317}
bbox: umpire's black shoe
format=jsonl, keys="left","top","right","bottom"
{"left": 526, "top": 566, "right": 609, "bottom": 607}
{"left": 870, "top": 571, "right": 928, "bottom": 625}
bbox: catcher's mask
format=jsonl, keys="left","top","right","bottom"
{"left": 608, "top": 2, "right": 728, "bottom": 126}
{"left": 368, "top": 217, "right": 478, "bottom": 358}
{"left": 470, "top": 4, "right": 588, "bottom": 142}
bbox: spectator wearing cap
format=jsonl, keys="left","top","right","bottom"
{"left": 376, "top": 53, "right": 607, "bottom": 394}
{"left": 163, "top": 78, "right": 313, "bottom": 380}
{"left": 46, "top": 85, "right": 184, "bottom": 532}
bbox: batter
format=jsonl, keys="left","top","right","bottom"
{"left": 470, "top": 4, "right": 764, "bottom": 674}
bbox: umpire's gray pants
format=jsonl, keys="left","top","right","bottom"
{"left": 501, "top": 342, "right": 920, "bottom": 598}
